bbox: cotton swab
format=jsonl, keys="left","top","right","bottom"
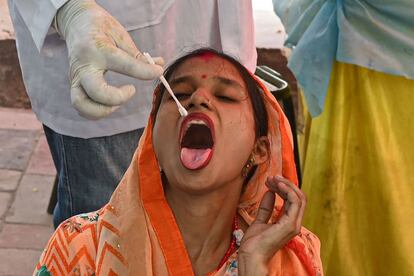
{"left": 143, "top": 52, "right": 188, "bottom": 117}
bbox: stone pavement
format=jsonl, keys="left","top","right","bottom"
{"left": 0, "top": 107, "right": 55, "bottom": 276}
{"left": 0, "top": 0, "right": 14, "bottom": 40}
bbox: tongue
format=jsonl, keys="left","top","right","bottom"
{"left": 180, "top": 147, "right": 212, "bottom": 170}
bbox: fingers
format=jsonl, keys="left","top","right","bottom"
{"left": 254, "top": 191, "right": 276, "bottom": 224}
{"left": 274, "top": 175, "right": 304, "bottom": 200}
{"left": 108, "top": 20, "right": 139, "bottom": 56}
{"left": 107, "top": 25, "right": 165, "bottom": 68}
{"left": 103, "top": 45, "right": 164, "bottom": 80}
{"left": 71, "top": 86, "right": 119, "bottom": 120}
{"left": 238, "top": 176, "right": 307, "bottom": 260}
{"left": 265, "top": 176, "right": 306, "bottom": 235}
{"left": 80, "top": 70, "right": 136, "bottom": 106}
{"left": 148, "top": 56, "right": 165, "bottom": 67}
{"left": 273, "top": 175, "right": 307, "bottom": 231}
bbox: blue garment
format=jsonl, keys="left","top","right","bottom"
{"left": 273, "top": 0, "right": 414, "bottom": 116}
{"left": 44, "top": 125, "right": 144, "bottom": 228}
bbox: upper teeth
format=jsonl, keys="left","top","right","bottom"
{"left": 189, "top": 120, "right": 207, "bottom": 126}
{"left": 183, "top": 119, "right": 208, "bottom": 134}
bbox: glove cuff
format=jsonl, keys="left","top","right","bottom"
{"left": 56, "top": 0, "right": 97, "bottom": 38}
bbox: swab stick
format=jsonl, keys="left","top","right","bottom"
{"left": 143, "top": 52, "right": 188, "bottom": 117}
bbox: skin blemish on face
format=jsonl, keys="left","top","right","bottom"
{"left": 195, "top": 51, "right": 216, "bottom": 62}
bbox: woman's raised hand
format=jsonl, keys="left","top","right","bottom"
{"left": 238, "top": 175, "right": 307, "bottom": 275}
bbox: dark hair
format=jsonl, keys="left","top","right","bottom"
{"left": 153, "top": 48, "right": 268, "bottom": 139}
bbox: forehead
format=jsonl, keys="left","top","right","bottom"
{"left": 170, "top": 54, "right": 244, "bottom": 82}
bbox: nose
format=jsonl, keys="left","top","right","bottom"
{"left": 186, "top": 88, "right": 212, "bottom": 110}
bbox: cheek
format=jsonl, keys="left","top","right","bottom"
{"left": 152, "top": 109, "right": 178, "bottom": 164}
{"left": 218, "top": 108, "right": 256, "bottom": 161}
{"left": 152, "top": 119, "right": 164, "bottom": 162}
{"left": 221, "top": 105, "right": 256, "bottom": 138}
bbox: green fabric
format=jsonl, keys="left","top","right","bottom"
{"left": 36, "top": 265, "right": 51, "bottom": 276}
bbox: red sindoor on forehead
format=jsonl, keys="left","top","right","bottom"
{"left": 195, "top": 51, "right": 216, "bottom": 62}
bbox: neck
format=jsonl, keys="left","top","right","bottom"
{"left": 165, "top": 181, "right": 243, "bottom": 275}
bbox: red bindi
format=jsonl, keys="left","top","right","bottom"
{"left": 201, "top": 74, "right": 207, "bottom": 79}
{"left": 195, "top": 51, "right": 216, "bottom": 62}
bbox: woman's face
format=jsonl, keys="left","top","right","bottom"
{"left": 153, "top": 54, "right": 257, "bottom": 194}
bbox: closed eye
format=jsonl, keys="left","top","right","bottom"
{"left": 216, "top": 95, "right": 235, "bottom": 102}
{"left": 174, "top": 93, "right": 191, "bottom": 100}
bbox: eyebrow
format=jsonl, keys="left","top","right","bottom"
{"left": 169, "top": 76, "right": 194, "bottom": 87}
{"left": 212, "top": 76, "right": 244, "bottom": 90}
{"left": 169, "top": 75, "right": 244, "bottom": 90}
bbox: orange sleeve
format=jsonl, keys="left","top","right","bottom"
{"left": 268, "top": 227, "right": 323, "bottom": 276}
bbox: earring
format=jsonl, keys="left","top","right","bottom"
{"left": 242, "top": 156, "right": 255, "bottom": 178}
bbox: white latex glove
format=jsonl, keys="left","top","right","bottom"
{"left": 56, "top": 0, "right": 164, "bottom": 119}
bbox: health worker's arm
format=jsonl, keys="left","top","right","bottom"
{"left": 12, "top": 0, "right": 68, "bottom": 51}
{"left": 13, "top": 0, "right": 165, "bottom": 119}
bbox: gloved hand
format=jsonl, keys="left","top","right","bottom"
{"left": 55, "top": 0, "right": 164, "bottom": 119}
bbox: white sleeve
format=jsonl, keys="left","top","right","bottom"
{"left": 13, "top": 0, "right": 69, "bottom": 51}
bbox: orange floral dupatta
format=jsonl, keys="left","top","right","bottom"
{"left": 35, "top": 77, "right": 323, "bottom": 275}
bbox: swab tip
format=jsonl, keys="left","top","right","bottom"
{"left": 179, "top": 106, "right": 188, "bottom": 117}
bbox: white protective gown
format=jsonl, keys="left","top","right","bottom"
{"left": 9, "top": 0, "right": 256, "bottom": 138}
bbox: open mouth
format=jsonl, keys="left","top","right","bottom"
{"left": 179, "top": 113, "right": 215, "bottom": 170}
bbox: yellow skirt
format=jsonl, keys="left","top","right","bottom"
{"left": 300, "top": 62, "right": 414, "bottom": 275}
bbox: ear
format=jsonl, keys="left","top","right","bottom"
{"left": 251, "top": 136, "right": 270, "bottom": 165}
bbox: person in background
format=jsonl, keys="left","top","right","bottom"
{"left": 8, "top": 0, "right": 256, "bottom": 228}
{"left": 273, "top": 0, "right": 414, "bottom": 275}
{"left": 35, "top": 48, "right": 323, "bottom": 276}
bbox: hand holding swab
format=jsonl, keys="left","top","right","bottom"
{"left": 143, "top": 52, "right": 188, "bottom": 117}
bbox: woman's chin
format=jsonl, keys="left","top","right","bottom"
{"left": 166, "top": 168, "right": 220, "bottom": 195}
